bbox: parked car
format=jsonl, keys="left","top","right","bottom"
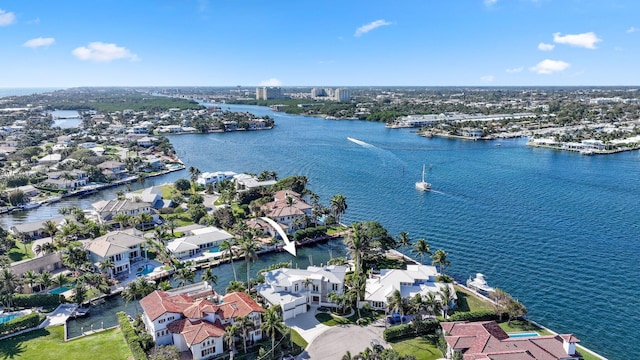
{"left": 386, "top": 313, "right": 407, "bottom": 324}
{"left": 370, "top": 339, "right": 384, "bottom": 352}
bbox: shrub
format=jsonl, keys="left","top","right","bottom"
{"left": 117, "top": 311, "right": 147, "bottom": 360}
{"left": 0, "top": 313, "right": 44, "bottom": 336}
{"left": 447, "top": 310, "right": 499, "bottom": 322}
{"left": 383, "top": 319, "right": 440, "bottom": 341}
{"left": 13, "top": 293, "right": 60, "bottom": 308}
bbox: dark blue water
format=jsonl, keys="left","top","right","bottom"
{"left": 2, "top": 102, "right": 636, "bottom": 358}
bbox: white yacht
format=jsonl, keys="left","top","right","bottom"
{"left": 415, "top": 164, "right": 431, "bottom": 191}
{"left": 467, "top": 273, "right": 495, "bottom": 293}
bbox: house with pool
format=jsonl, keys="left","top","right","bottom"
{"left": 256, "top": 265, "right": 348, "bottom": 320}
{"left": 441, "top": 321, "right": 582, "bottom": 359}
{"left": 364, "top": 264, "right": 456, "bottom": 313}
{"left": 166, "top": 226, "right": 233, "bottom": 259}
{"left": 140, "top": 286, "right": 264, "bottom": 360}
{"left": 84, "top": 231, "right": 146, "bottom": 277}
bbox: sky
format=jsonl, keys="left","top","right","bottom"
{"left": 1, "top": 0, "right": 640, "bottom": 87}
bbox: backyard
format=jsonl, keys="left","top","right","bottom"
{"left": 389, "top": 335, "right": 443, "bottom": 360}
{"left": 0, "top": 326, "right": 132, "bottom": 360}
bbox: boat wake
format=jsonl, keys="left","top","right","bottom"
{"left": 347, "top": 137, "right": 374, "bottom": 148}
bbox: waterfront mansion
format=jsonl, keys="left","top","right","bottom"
{"left": 140, "top": 284, "right": 264, "bottom": 360}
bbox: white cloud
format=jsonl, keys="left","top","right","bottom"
{"left": 72, "top": 42, "right": 139, "bottom": 62}
{"left": 506, "top": 67, "right": 524, "bottom": 73}
{"left": 23, "top": 37, "right": 55, "bottom": 48}
{"left": 259, "top": 78, "right": 282, "bottom": 86}
{"left": 0, "top": 9, "right": 16, "bottom": 26}
{"left": 480, "top": 75, "right": 495, "bottom": 82}
{"left": 627, "top": 26, "right": 638, "bottom": 33}
{"left": 537, "top": 42, "right": 554, "bottom": 51}
{"left": 354, "top": 19, "right": 392, "bottom": 37}
{"left": 530, "top": 59, "right": 570, "bottom": 74}
{"left": 553, "top": 32, "right": 601, "bottom": 49}
{"left": 484, "top": 0, "right": 498, "bottom": 6}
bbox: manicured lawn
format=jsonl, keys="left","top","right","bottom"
{"left": 498, "top": 319, "right": 552, "bottom": 335}
{"left": 390, "top": 336, "right": 443, "bottom": 360}
{"left": 290, "top": 328, "right": 308, "bottom": 349}
{"left": 454, "top": 285, "right": 494, "bottom": 313}
{"left": 315, "top": 312, "right": 350, "bottom": 326}
{"left": 0, "top": 326, "right": 132, "bottom": 360}
{"left": 156, "top": 184, "right": 175, "bottom": 198}
{"left": 577, "top": 346, "right": 604, "bottom": 360}
{"left": 8, "top": 241, "right": 35, "bottom": 262}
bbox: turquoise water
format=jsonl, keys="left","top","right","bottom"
{"left": 48, "top": 285, "right": 71, "bottom": 295}
{"left": 0, "top": 313, "right": 20, "bottom": 324}
{"left": 137, "top": 264, "right": 155, "bottom": 276}
{"left": 1, "top": 103, "right": 637, "bottom": 358}
{"left": 508, "top": 332, "right": 539, "bottom": 338}
{"left": 206, "top": 247, "right": 220, "bottom": 253}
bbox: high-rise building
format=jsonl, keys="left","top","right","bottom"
{"left": 256, "top": 87, "right": 283, "bottom": 100}
{"left": 334, "top": 88, "right": 350, "bottom": 101}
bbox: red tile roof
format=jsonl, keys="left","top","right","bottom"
{"left": 167, "top": 318, "right": 225, "bottom": 345}
{"left": 140, "top": 290, "right": 193, "bottom": 321}
{"left": 219, "top": 292, "right": 264, "bottom": 318}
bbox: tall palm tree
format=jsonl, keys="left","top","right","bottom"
{"left": 22, "top": 270, "right": 38, "bottom": 294}
{"left": 303, "top": 277, "right": 314, "bottom": 305}
{"left": 174, "top": 267, "right": 195, "bottom": 288}
{"left": 114, "top": 213, "right": 131, "bottom": 230}
{"left": 37, "top": 271, "right": 53, "bottom": 292}
{"left": 224, "top": 324, "right": 239, "bottom": 358}
{"left": 330, "top": 194, "right": 348, "bottom": 225}
{"left": 42, "top": 220, "right": 58, "bottom": 239}
{"left": 431, "top": 249, "right": 450, "bottom": 277}
{"left": 225, "top": 281, "right": 246, "bottom": 294}
{"left": 166, "top": 218, "right": 177, "bottom": 237}
{"left": 411, "top": 238, "right": 431, "bottom": 264}
{"left": 122, "top": 277, "right": 156, "bottom": 312}
{"left": 0, "top": 268, "right": 21, "bottom": 308}
{"left": 188, "top": 166, "right": 201, "bottom": 189}
{"left": 201, "top": 267, "right": 218, "bottom": 286}
{"left": 99, "top": 258, "right": 115, "bottom": 278}
{"left": 440, "top": 285, "right": 453, "bottom": 319}
{"left": 423, "top": 292, "right": 441, "bottom": 318}
{"left": 238, "top": 235, "right": 259, "bottom": 288}
{"left": 344, "top": 223, "right": 369, "bottom": 275}
{"left": 387, "top": 289, "right": 408, "bottom": 324}
{"left": 219, "top": 239, "right": 238, "bottom": 281}
{"left": 261, "top": 307, "right": 286, "bottom": 358}
{"left": 395, "top": 231, "right": 412, "bottom": 249}
{"left": 53, "top": 273, "right": 69, "bottom": 290}
{"left": 235, "top": 315, "right": 255, "bottom": 354}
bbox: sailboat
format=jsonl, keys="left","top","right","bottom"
{"left": 415, "top": 164, "right": 431, "bottom": 191}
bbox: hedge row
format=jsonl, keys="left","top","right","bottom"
{"left": 117, "top": 311, "right": 147, "bottom": 360}
{"left": 446, "top": 310, "right": 499, "bottom": 322}
{"left": 0, "top": 313, "right": 44, "bottom": 336}
{"left": 383, "top": 319, "right": 440, "bottom": 341}
{"left": 293, "top": 226, "right": 328, "bottom": 241}
{"left": 13, "top": 294, "right": 60, "bottom": 308}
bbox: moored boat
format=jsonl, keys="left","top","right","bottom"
{"left": 466, "top": 273, "right": 495, "bottom": 293}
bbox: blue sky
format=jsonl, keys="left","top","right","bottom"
{"left": 1, "top": 0, "right": 639, "bottom": 87}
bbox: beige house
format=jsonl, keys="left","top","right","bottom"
{"left": 85, "top": 231, "right": 145, "bottom": 276}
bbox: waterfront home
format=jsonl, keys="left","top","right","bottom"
{"left": 3, "top": 185, "right": 39, "bottom": 199}
{"left": 97, "top": 160, "right": 127, "bottom": 179}
{"left": 257, "top": 265, "right": 348, "bottom": 320}
{"left": 166, "top": 226, "right": 233, "bottom": 259}
{"left": 42, "top": 170, "right": 89, "bottom": 190}
{"left": 137, "top": 136, "right": 158, "bottom": 147}
{"left": 196, "top": 171, "right": 237, "bottom": 187}
{"left": 125, "top": 186, "right": 171, "bottom": 209}
{"left": 8, "top": 216, "right": 70, "bottom": 239}
{"left": 233, "top": 173, "right": 277, "bottom": 192}
{"left": 91, "top": 199, "right": 157, "bottom": 226}
{"left": 261, "top": 190, "right": 313, "bottom": 234}
{"left": 441, "top": 321, "right": 581, "bottom": 360}
{"left": 140, "top": 287, "right": 264, "bottom": 360}
{"left": 364, "top": 264, "right": 456, "bottom": 312}
{"left": 84, "top": 231, "right": 145, "bottom": 276}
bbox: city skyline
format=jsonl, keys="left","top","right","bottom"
{"left": 2, "top": 0, "right": 640, "bottom": 87}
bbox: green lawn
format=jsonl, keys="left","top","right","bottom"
{"left": 389, "top": 336, "right": 443, "bottom": 360}
{"left": 454, "top": 286, "right": 494, "bottom": 313}
{"left": 0, "top": 326, "right": 132, "bottom": 360}
{"left": 8, "top": 241, "right": 35, "bottom": 262}
{"left": 156, "top": 184, "right": 175, "bottom": 199}
{"left": 315, "top": 312, "right": 350, "bottom": 326}
{"left": 498, "top": 319, "right": 552, "bottom": 335}
{"left": 290, "top": 328, "right": 308, "bottom": 349}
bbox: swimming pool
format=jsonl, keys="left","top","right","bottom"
{"left": 137, "top": 264, "right": 155, "bottom": 276}
{"left": 508, "top": 332, "right": 539, "bottom": 338}
{"left": 0, "top": 313, "right": 20, "bottom": 324}
{"left": 206, "top": 247, "right": 220, "bottom": 253}
{"left": 48, "top": 285, "right": 72, "bottom": 295}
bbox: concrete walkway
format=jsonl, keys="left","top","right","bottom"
{"left": 284, "top": 307, "right": 330, "bottom": 345}
{"left": 39, "top": 304, "right": 76, "bottom": 328}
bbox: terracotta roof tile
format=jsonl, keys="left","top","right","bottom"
{"left": 167, "top": 318, "right": 225, "bottom": 345}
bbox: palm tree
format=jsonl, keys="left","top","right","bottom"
{"left": 43, "top": 220, "right": 58, "bottom": 239}
{"left": 237, "top": 235, "right": 259, "bottom": 289}
{"left": 303, "top": 277, "right": 314, "bottom": 305}
{"left": 22, "top": 270, "right": 38, "bottom": 294}
{"left": 174, "top": 267, "right": 196, "bottom": 288}
{"left": 395, "top": 231, "right": 412, "bottom": 249}
{"left": 99, "top": 258, "right": 115, "bottom": 278}
{"left": 188, "top": 166, "right": 201, "bottom": 189}
{"left": 72, "top": 282, "right": 88, "bottom": 305}
{"left": 344, "top": 223, "right": 369, "bottom": 275}
{"left": 224, "top": 324, "right": 239, "bottom": 358}
{"left": 387, "top": 289, "right": 408, "bottom": 324}
{"left": 235, "top": 315, "right": 255, "bottom": 354}
{"left": 114, "top": 213, "right": 131, "bottom": 230}
{"left": 440, "top": 285, "right": 453, "bottom": 319}
{"left": 225, "top": 281, "right": 246, "bottom": 294}
{"left": 166, "top": 217, "right": 177, "bottom": 237}
{"left": 37, "top": 271, "right": 53, "bottom": 292}
{"left": 0, "top": 268, "right": 21, "bottom": 308}
{"left": 422, "top": 292, "right": 441, "bottom": 318}
{"left": 261, "top": 307, "right": 286, "bottom": 358}
{"left": 201, "top": 267, "right": 218, "bottom": 286}
{"left": 431, "top": 249, "right": 450, "bottom": 277}
{"left": 411, "top": 238, "right": 431, "bottom": 264}
{"left": 330, "top": 194, "right": 348, "bottom": 225}
{"left": 220, "top": 239, "right": 238, "bottom": 282}
{"left": 122, "top": 277, "right": 156, "bottom": 312}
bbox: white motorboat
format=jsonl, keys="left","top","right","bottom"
{"left": 467, "top": 273, "right": 495, "bottom": 293}
{"left": 415, "top": 164, "right": 431, "bottom": 191}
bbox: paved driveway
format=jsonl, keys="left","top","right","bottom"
{"left": 297, "top": 318, "right": 389, "bottom": 359}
